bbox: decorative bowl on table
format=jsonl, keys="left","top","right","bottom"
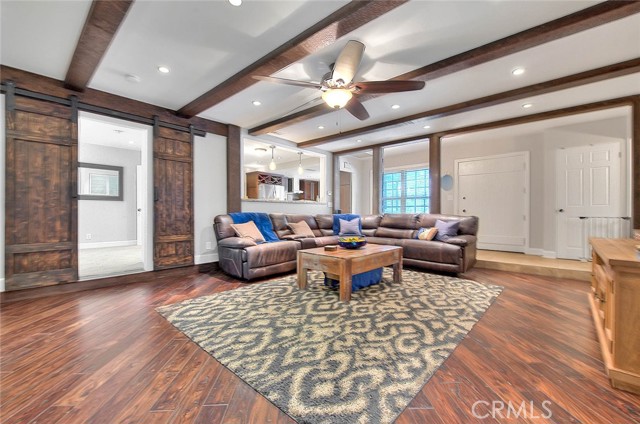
{"left": 338, "top": 234, "right": 367, "bottom": 249}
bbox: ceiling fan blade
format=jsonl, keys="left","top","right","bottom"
{"left": 344, "top": 97, "right": 370, "bottom": 121}
{"left": 332, "top": 40, "right": 365, "bottom": 85}
{"left": 253, "top": 75, "right": 323, "bottom": 89}
{"left": 354, "top": 80, "right": 426, "bottom": 93}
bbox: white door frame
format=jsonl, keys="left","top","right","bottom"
{"left": 78, "top": 111, "right": 153, "bottom": 272}
{"left": 454, "top": 151, "right": 530, "bottom": 252}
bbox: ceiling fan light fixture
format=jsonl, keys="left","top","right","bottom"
{"left": 322, "top": 89, "right": 352, "bottom": 109}
{"left": 229, "top": 0, "right": 242, "bottom": 6}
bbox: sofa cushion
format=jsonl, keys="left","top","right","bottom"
{"left": 399, "top": 239, "right": 462, "bottom": 265}
{"left": 315, "top": 214, "right": 334, "bottom": 236}
{"left": 364, "top": 236, "right": 400, "bottom": 246}
{"left": 379, "top": 214, "right": 419, "bottom": 229}
{"left": 434, "top": 219, "right": 460, "bottom": 241}
{"left": 361, "top": 215, "right": 382, "bottom": 236}
{"left": 231, "top": 221, "right": 265, "bottom": 243}
{"left": 298, "top": 236, "right": 340, "bottom": 249}
{"left": 416, "top": 214, "right": 478, "bottom": 236}
{"left": 288, "top": 220, "right": 315, "bottom": 237}
{"left": 375, "top": 227, "right": 415, "bottom": 239}
{"left": 244, "top": 241, "right": 299, "bottom": 268}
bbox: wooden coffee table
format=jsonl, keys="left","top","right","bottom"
{"left": 297, "top": 244, "right": 403, "bottom": 302}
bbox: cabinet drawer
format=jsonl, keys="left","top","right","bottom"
{"left": 593, "top": 264, "right": 609, "bottom": 301}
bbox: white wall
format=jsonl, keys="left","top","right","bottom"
{"left": 341, "top": 155, "right": 373, "bottom": 215}
{"left": 383, "top": 144, "right": 429, "bottom": 170}
{"left": 78, "top": 144, "right": 141, "bottom": 246}
{"left": 194, "top": 132, "right": 227, "bottom": 264}
{"left": 441, "top": 120, "right": 628, "bottom": 255}
{"left": 0, "top": 95, "right": 5, "bottom": 292}
{"left": 241, "top": 200, "right": 331, "bottom": 215}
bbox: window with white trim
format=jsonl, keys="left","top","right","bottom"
{"left": 381, "top": 168, "right": 430, "bottom": 213}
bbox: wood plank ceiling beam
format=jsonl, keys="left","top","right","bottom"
{"left": 333, "top": 95, "right": 637, "bottom": 156}
{"left": 177, "top": 0, "right": 408, "bottom": 118}
{"left": 249, "top": 0, "right": 640, "bottom": 136}
{"left": 3, "top": 65, "right": 228, "bottom": 136}
{"left": 298, "top": 57, "right": 640, "bottom": 148}
{"left": 64, "top": 0, "right": 134, "bottom": 91}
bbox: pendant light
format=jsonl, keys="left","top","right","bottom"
{"left": 268, "top": 145, "right": 276, "bottom": 170}
{"left": 297, "top": 152, "right": 304, "bottom": 175}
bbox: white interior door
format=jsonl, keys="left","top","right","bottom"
{"left": 455, "top": 152, "right": 528, "bottom": 252}
{"left": 556, "top": 142, "right": 621, "bottom": 259}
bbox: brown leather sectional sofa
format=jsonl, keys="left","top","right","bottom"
{"left": 213, "top": 213, "right": 478, "bottom": 281}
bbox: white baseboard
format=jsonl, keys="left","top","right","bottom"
{"left": 79, "top": 240, "right": 138, "bottom": 249}
{"left": 542, "top": 250, "right": 557, "bottom": 259}
{"left": 0, "top": 277, "right": 5, "bottom": 293}
{"left": 195, "top": 253, "right": 218, "bottom": 265}
{"left": 524, "top": 247, "right": 544, "bottom": 256}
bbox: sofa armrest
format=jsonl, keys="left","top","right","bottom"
{"left": 444, "top": 235, "right": 476, "bottom": 247}
{"left": 218, "top": 237, "right": 258, "bottom": 249}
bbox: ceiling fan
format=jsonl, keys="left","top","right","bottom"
{"left": 253, "top": 40, "right": 425, "bottom": 121}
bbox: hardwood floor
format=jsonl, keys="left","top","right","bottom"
{"left": 1, "top": 267, "right": 639, "bottom": 423}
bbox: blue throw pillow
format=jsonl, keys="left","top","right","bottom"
{"left": 434, "top": 219, "right": 459, "bottom": 241}
{"left": 332, "top": 214, "right": 361, "bottom": 235}
{"left": 229, "top": 212, "right": 280, "bottom": 243}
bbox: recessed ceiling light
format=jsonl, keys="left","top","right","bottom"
{"left": 157, "top": 66, "right": 170, "bottom": 74}
{"left": 423, "top": 125, "right": 431, "bottom": 129}
{"left": 318, "top": 125, "right": 325, "bottom": 129}
{"left": 129, "top": 140, "right": 134, "bottom": 144}
{"left": 229, "top": 0, "right": 242, "bottom": 6}
{"left": 391, "top": 104, "right": 400, "bottom": 109}
{"left": 356, "top": 139, "right": 362, "bottom": 143}
{"left": 124, "top": 74, "right": 140, "bottom": 83}
{"left": 512, "top": 67, "right": 525, "bottom": 76}
{"left": 522, "top": 103, "right": 533, "bottom": 109}
{"left": 252, "top": 100, "right": 261, "bottom": 106}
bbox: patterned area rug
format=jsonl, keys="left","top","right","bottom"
{"left": 157, "top": 268, "right": 502, "bottom": 424}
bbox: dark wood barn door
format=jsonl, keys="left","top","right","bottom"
{"left": 5, "top": 95, "right": 78, "bottom": 290}
{"left": 153, "top": 123, "right": 194, "bottom": 269}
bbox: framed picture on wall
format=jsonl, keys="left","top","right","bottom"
{"left": 78, "top": 162, "right": 123, "bottom": 201}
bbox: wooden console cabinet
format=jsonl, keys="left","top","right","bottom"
{"left": 589, "top": 238, "right": 640, "bottom": 394}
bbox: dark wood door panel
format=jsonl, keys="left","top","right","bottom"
{"left": 5, "top": 97, "right": 77, "bottom": 290}
{"left": 153, "top": 125, "right": 193, "bottom": 270}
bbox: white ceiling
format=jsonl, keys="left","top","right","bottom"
{"left": 1, "top": 0, "right": 638, "bottom": 154}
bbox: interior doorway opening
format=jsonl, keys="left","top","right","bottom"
{"left": 77, "top": 112, "right": 153, "bottom": 280}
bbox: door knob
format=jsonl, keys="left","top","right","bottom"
{"left": 463, "top": 209, "right": 467, "bottom": 213}
{"left": 558, "top": 209, "right": 564, "bottom": 213}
